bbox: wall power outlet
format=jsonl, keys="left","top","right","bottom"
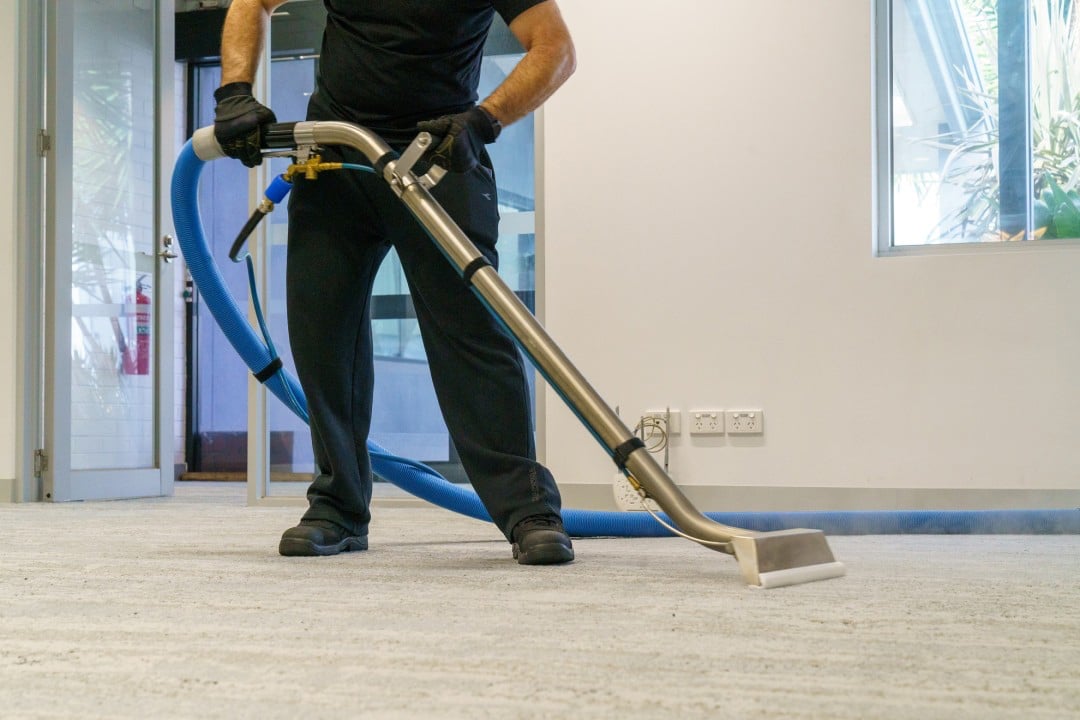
{"left": 725, "top": 409, "right": 764, "bottom": 434}
{"left": 689, "top": 410, "right": 724, "bottom": 435}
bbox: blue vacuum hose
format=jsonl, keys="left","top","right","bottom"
{"left": 172, "top": 140, "right": 1079, "bottom": 536}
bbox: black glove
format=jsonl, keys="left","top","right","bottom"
{"left": 213, "top": 82, "right": 277, "bottom": 167}
{"left": 416, "top": 106, "right": 502, "bottom": 173}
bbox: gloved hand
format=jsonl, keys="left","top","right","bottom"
{"left": 213, "top": 82, "right": 277, "bottom": 167}
{"left": 416, "top": 106, "right": 502, "bottom": 173}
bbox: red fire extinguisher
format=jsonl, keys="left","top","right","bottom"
{"left": 122, "top": 275, "right": 151, "bottom": 375}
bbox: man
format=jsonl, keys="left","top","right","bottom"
{"left": 213, "top": 0, "right": 577, "bottom": 564}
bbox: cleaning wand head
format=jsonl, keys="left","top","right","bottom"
{"left": 729, "top": 528, "right": 846, "bottom": 589}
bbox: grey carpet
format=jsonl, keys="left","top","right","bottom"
{"left": 1, "top": 483, "right": 1077, "bottom": 719}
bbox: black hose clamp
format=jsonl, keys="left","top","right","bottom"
{"left": 253, "top": 357, "right": 283, "bottom": 384}
{"left": 462, "top": 256, "right": 492, "bottom": 285}
{"left": 612, "top": 437, "right": 646, "bottom": 470}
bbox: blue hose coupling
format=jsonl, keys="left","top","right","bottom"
{"left": 265, "top": 174, "right": 293, "bottom": 204}
{"left": 228, "top": 174, "right": 295, "bottom": 262}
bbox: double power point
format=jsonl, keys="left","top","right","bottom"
{"left": 689, "top": 410, "right": 723, "bottom": 434}
{"left": 725, "top": 410, "right": 764, "bottom": 434}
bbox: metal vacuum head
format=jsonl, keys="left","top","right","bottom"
{"left": 729, "top": 529, "right": 846, "bottom": 589}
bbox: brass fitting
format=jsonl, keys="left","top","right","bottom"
{"left": 283, "top": 154, "right": 344, "bottom": 182}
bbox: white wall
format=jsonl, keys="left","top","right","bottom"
{"left": 1, "top": 1, "right": 18, "bottom": 493}
{"left": 540, "top": 1, "right": 1080, "bottom": 508}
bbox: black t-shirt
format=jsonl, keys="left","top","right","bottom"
{"left": 309, "top": 0, "right": 545, "bottom": 143}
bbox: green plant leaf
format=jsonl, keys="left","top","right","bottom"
{"left": 1052, "top": 196, "right": 1080, "bottom": 238}
{"left": 1047, "top": 174, "right": 1071, "bottom": 209}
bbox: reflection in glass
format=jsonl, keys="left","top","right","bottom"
{"left": 889, "top": 0, "right": 1080, "bottom": 245}
{"left": 70, "top": 1, "right": 156, "bottom": 469}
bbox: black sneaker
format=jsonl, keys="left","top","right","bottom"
{"left": 278, "top": 520, "right": 368, "bottom": 557}
{"left": 511, "top": 515, "right": 574, "bottom": 565}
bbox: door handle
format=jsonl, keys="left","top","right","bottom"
{"left": 159, "top": 234, "right": 178, "bottom": 263}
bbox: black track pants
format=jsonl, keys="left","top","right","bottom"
{"left": 285, "top": 147, "right": 562, "bottom": 540}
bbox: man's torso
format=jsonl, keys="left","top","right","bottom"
{"left": 310, "top": 0, "right": 540, "bottom": 142}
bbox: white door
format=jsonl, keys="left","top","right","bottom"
{"left": 43, "top": 0, "right": 175, "bottom": 502}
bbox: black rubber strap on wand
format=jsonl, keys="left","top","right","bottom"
{"left": 462, "top": 257, "right": 492, "bottom": 285}
{"left": 612, "top": 437, "right": 646, "bottom": 470}
{"left": 254, "top": 357, "right": 283, "bottom": 384}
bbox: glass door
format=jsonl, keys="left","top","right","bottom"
{"left": 43, "top": 0, "right": 174, "bottom": 501}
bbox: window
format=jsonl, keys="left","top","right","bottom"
{"left": 880, "top": 0, "right": 1080, "bottom": 248}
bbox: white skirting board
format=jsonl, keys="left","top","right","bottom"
{"left": 560, "top": 483, "right": 1080, "bottom": 513}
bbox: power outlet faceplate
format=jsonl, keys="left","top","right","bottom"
{"left": 689, "top": 410, "right": 724, "bottom": 435}
{"left": 643, "top": 408, "right": 680, "bottom": 435}
{"left": 725, "top": 409, "right": 764, "bottom": 434}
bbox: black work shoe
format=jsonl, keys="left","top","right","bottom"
{"left": 278, "top": 520, "right": 368, "bottom": 557}
{"left": 511, "top": 515, "right": 574, "bottom": 565}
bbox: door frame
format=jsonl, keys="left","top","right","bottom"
{"left": 13, "top": 0, "right": 46, "bottom": 503}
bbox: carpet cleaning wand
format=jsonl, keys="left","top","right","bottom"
{"left": 186, "top": 121, "right": 845, "bottom": 589}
